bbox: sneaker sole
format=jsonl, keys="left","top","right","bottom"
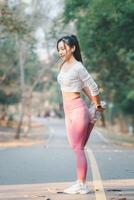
{"left": 79, "top": 190, "right": 90, "bottom": 194}
{"left": 63, "top": 190, "right": 90, "bottom": 195}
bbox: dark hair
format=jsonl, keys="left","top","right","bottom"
{"left": 57, "top": 35, "right": 83, "bottom": 63}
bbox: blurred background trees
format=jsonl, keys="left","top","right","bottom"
{"left": 0, "top": 0, "right": 64, "bottom": 138}
{"left": 63, "top": 0, "right": 134, "bottom": 133}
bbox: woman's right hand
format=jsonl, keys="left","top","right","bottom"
{"left": 95, "top": 105, "right": 105, "bottom": 112}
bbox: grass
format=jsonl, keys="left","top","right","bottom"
{"left": 97, "top": 125, "right": 134, "bottom": 146}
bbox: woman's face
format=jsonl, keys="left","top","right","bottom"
{"left": 57, "top": 40, "right": 74, "bottom": 62}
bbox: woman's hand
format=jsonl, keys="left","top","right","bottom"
{"left": 95, "top": 105, "right": 105, "bottom": 112}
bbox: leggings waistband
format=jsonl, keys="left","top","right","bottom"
{"left": 63, "top": 97, "right": 87, "bottom": 111}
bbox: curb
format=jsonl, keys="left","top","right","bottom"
{"left": 96, "top": 127, "right": 134, "bottom": 148}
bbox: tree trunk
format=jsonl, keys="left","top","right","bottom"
{"left": 15, "top": 109, "right": 24, "bottom": 139}
{"left": 15, "top": 39, "right": 26, "bottom": 139}
{"left": 23, "top": 92, "right": 32, "bottom": 137}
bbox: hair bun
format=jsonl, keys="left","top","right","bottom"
{"left": 70, "top": 35, "right": 77, "bottom": 41}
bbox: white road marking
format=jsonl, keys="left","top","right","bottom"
{"left": 95, "top": 130, "right": 110, "bottom": 143}
{"left": 86, "top": 148, "right": 107, "bottom": 200}
{"left": 44, "top": 127, "right": 54, "bottom": 148}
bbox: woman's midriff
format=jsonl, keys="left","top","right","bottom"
{"left": 62, "top": 92, "right": 80, "bottom": 101}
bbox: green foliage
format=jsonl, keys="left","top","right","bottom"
{"left": 0, "top": 2, "right": 40, "bottom": 107}
{"left": 34, "top": 82, "right": 45, "bottom": 91}
{"left": 0, "top": 4, "right": 31, "bottom": 39}
{"left": 0, "top": 90, "right": 21, "bottom": 105}
{"left": 64, "top": 0, "right": 90, "bottom": 23}
{"left": 63, "top": 0, "right": 134, "bottom": 116}
{"left": 24, "top": 51, "right": 40, "bottom": 85}
{"left": 0, "top": 34, "right": 20, "bottom": 106}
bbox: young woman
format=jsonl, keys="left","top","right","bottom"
{"left": 57, "top": 35, "right": 104, "bottom": 194}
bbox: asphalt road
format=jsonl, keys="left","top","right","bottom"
{"left": 0, "top": 117, "right": 134, "bottom": 199}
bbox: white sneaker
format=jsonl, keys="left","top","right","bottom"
{"left": 63, "top": 181, "right": 90, "bottom": 194}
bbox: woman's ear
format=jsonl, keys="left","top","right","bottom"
{"left": 71, "top": 46, "right": 75, "bottom": 53}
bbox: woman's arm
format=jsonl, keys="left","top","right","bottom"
{"left": 78, "top": 64, "right": 104, "bottom": 111}
{"left": 82, "top": 86, "right": 100, "bottom": 106}
{"left": 82, "top": 86, "right": 104, "bottom": 111}
{"left": 82, "top": 87, "right": 93, "bottom": 101}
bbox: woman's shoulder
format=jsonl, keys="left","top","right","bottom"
{"left": 74, "top": 61, "right": 83, "bottom": 68}
{"left": 74, "top": 61, "right": 87, "bottom": 72}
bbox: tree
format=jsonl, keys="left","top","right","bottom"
{"left": 0, "top": 0, "right": 65, "bottom": 138}
{"left": 63, "top": 0, "right": 134, "bottom": 130}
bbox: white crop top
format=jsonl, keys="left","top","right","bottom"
{"left": 57, "top": 61, "right": 99, "bottom": 96}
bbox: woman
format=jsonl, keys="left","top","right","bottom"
{"left": 57, "top": 35, "right": 104, "bottom": 194}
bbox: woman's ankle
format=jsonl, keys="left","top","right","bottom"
{"left": 77, "top": 179, "right": 86, "bottom": 184}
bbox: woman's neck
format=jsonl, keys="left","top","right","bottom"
{"left": 60, "top": 56, "right": 78, "bottom": 71}
{"left": 66, "top": 56, "right": 77, "bottom": 65}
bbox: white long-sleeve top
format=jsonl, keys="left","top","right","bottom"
{"left": 57, "top": 61, "right": 99, "bottom": 96}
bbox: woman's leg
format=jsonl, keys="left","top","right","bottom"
{"left": 83, "top": 122, "right": 94, "bottom": 146}
{"left": 65, "top": 106, "right": 91, "bottom": 182}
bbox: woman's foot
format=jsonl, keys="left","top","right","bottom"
{"left": 63, "top": 181, "right": 90, "bottom": 194}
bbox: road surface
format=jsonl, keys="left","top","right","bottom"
{"left": 0, "top": 117, "right": 134, "bottom": 199}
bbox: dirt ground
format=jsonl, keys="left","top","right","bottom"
{"left": 0, "top": 121, "right": 48, "bottom": 148}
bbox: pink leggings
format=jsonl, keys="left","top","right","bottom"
{"left": 63, "top": 97, "right": 94, "bottom": 181}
